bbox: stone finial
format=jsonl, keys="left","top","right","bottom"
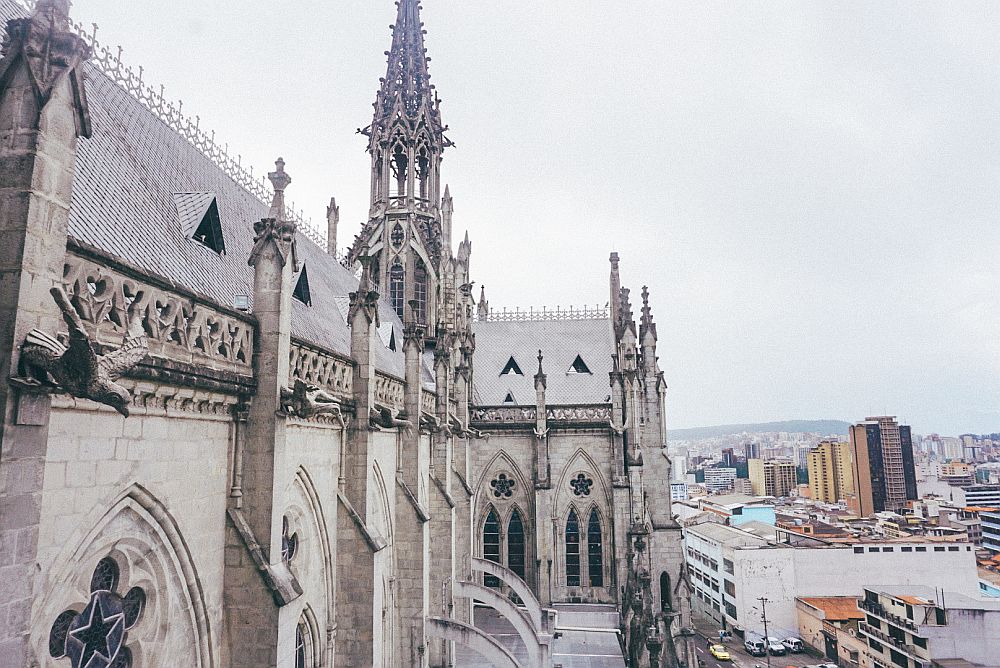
{"left": 34, "top": 0, "right": 71, "bottom": 26}
{"left": 250, "top": 158, "right": 297, "bottom": 267}
{"left": 326, "top": 197, "right": 340, "bottom": 257}
{"left": 267, "top": 157, "right": 291, "bottom": 219}
{"left": 536, "top": 350, "right": 544, "bottom": 377}
{"left": 640, "top": 285, "right": 657, "bottom": 341}
{"left": 349, "top": 243, "right": 380, "bottom": 327}
{"left": 610, "top": 251, "right": 620, "bottom": 267}
{"left": 477, "top": 285, "right": 489, "bottom": 321}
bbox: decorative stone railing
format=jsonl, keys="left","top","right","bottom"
{"left": 63, "top": 253, "right": 253, "bottom": 375}
{"left": 421, "top": 389, "right": 437, "bottom": 416}
{"left": 480, "top": 304, "right": 609, "bottom": 322}
{"left": 375, "top": 373, "right": 405, "bottom": 411}
{"left": 471, "top": 404, "right": 613, "bottom": 425}
{"left": 289, "top": 343, "right": 353, "bottom": 402}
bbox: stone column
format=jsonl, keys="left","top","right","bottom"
{"left": 336, "top": 248, "right": 381, "bottom": 665}
{"left": 0, "top": 3, "right": 90, "bottom": 664}
{"left": 451, "top": 361, "right": 473, "bottom": 624}
{"left": 427, "top": 345, "right": 455, "bottom": 667}
{"left": 395, "top": 322, "right": 430, "bottom": 666}
{"left": 223, "top": 159, "right": 298, "bottom": 668}
{"left": 533, "top": 352, "right": 553, "bottom": 603}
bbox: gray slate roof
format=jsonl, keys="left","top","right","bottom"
{"left": 472, "top": 318, "right": 614, "bottom": 406}
{"left": 0, "top": 0, "right": 405, "bottom": 378}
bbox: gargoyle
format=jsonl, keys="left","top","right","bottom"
{"left": 280, "top": 380, "right": 342, "bottom": 420}
{"left": 369, "top": 406, "right": 413, "bottom": 434}
{"left": 20, "top": 287, "right": 148, "bottom": 416}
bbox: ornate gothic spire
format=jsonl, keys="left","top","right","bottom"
{"left": 365, "top": 0, "right": 448, "bottom": 145}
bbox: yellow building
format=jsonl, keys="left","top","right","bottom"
{"left": 807, "top": 441, "right": 855, "bottom": 503}
{"left": 748, "top": 459, "right": 797, "bottom": 497}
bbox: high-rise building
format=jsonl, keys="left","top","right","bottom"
{"left": 848, "top": 416, "right": 918, "bottom": 516}
{"left": 807, "top": 441, "right": 854, "bottom": 503}
{"left": 748, "top": 459, "right": 797, "bottom": 497}
{"left": 704, "top": 467, "right": 738, "bottom": 492}
{"left": 744, "top": 442, "right": 760, "bottom": 460}
{"left": 721, "top": 448, "right": 736, "bottom": 467}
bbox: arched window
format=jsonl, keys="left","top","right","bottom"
{"left": 566, "top": 509, "right": 581, "bottom": 587}
{"left": 414, "top": 259, "right": 428, "bottom": 324}
{"left": 483, "top": 507, "right": 501, "bottom": 588}
{"left": 587, "top": 509, "right": 604, "bottom": 588}
{"left": 507, "top": 509, "right": 526, "bottom": 581}
{"left": 660, "top": 572, "right": 672, "bottom": 612}
{"left": 295, "top": 622, "right": 307, "bottom": 668}
{"left": 415, "top": 144, "right": 431, "bottom": 200}
{"left": 389, "top": 259, "right": 405, "bottom": 320}
{"left": 390, "top": 143, "right": 408, "bottom": 199}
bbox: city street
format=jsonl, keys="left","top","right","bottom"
{"left": 693, "top": 629, "right": 823, "bottom": 668}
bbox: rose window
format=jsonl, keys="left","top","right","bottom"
{"left": 490, "top": 473, "right": 515, "bottom": 499}
{"left": 49, "top": 557, "right": 145, "bottom": 668}
{"left": 570, "top": 473, "right": 594, "bottom": 496}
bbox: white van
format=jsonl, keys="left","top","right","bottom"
{"left": 782, "top": 637, "right": 803, "bottom": 653}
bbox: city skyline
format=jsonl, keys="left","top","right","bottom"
{"left": 63, "top": 0, "right": 1000, "bottom": 434}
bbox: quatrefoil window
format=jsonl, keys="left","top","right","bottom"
{"left": 282, "top": 516, "right": 299, "bottom": 564}
{"left": 570, "top": 473, "right": 594, "bottom": 496}
{"left": 49, "top": 557, "right": 145, "bottom": 668}
{"left": 490, "top": 473, "right": 515, "bottom": 499}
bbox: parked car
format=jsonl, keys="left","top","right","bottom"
{"left": 766, "top": 637, "right": 787, "bottom": 656}
{"left": 782, "top": 637, "right": 804, "bottom": 653}
{"left": 710, "top": 645, "right": 732, "bottom": 661}
{"left": 744, "top": 636, "right": 767, "bottom": 657}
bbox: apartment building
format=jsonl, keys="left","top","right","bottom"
{"left": 858, "top": 586, "right": 1000, "bottom": 668}
{"left": 748, "top": 458, "right": 798, "bottom": 497}
{"left": 808, "top": 441, "right": 855, "bottom": 503}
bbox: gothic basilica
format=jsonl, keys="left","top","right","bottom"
{"left": 0, "top": 1, "right": 695, "bottom": 666}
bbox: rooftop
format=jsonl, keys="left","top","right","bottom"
{"left": 797, "top": 596, "right": 865, "bottom": 621}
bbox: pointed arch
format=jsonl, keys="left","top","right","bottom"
{"left": 587, "top": 507, "right": 604, "bottom": 588}
{"left": 296, "top": 603, "right": 322, "bottom": 668}
{"left": 555, "top": 448, "right": 613, "bottom": 512}
{"left": 33, "top": 483, "right": 214, "bottom": 668}
{"left": 289, "top": 466, "right": 335, "bottom": 652}
{"left": 565, "top": 507, "right": 581, "bottom": 588}
{"left": 507, "top": 508, "right": 526, "bottom": 581}
{"left": 482, "top": 505, "right": 502, "bottom": 588}
{"left": 474, "top": 450, "right": 531, "bottom": 510}
{"left": 414, "top": 257, "right": 428, "bottom": 324}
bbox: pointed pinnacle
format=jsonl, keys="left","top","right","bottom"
{"left": 267, "top": 158, "right": 291, "bottom": 219}
{"left": 536, "top": 349, "right": 545, "bottom": 377}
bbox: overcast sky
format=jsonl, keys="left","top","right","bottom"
{"left": 68, "top": 1, "right": 1000, "bottom": 435}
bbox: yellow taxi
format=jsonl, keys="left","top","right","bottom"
{"left": 709, "top": 645, "right": 731, "bottom": 661}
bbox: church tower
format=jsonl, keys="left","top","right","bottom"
{"left": 352, "top": 0, "right": 452, "bottom": 332}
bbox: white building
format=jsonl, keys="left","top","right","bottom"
{"left": 953, "top": 484, "right": 1000, "bottom": 508}
{"left": 683, "top": 523, "right": 981, "bottom": 635}
{"left": 705, "top": 468, "right": 738, "bottom": 492}
{"left": 671, "top": 482, "right": 690, "bottom": 502}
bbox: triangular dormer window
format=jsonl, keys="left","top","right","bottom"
{"left": 388, "top": 328, "right": 397, "bottom": 352}
{"left": 175, "top": 193, "right": 225, "bottom": 255}
{"left": 293, "top": 265, "right": 312, "bottom": 306}
{"left": 500, "top": 357, "right": 523, "bottom": 376}
{"left": 503, "top": 391, "right": 516, "bottom": 404}
{"left": 568, "top": 355, "right": 591, "bottom": 374}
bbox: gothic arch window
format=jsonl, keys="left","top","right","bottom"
{"left": 660, "top": 572, "right": 673, "bottom": 612}
{"left": 295, "top": 623, "right": 306, "bottom": 668}
{"left": 483, "top": 507, "right": 502, "bottom": 588}
{"left": 415, "top": 143, "right": 431, "bottom": 200}
{"left": 389, "top": 259, "right": 405, "bottom": 320}
{"left": 370, "top": 251, "right": 382, "bottom": 292}
{"left": 587, "top": 508, "right": 604, "bottom": 588}
{"left": 390, "top": 142, "right": 408, "bottom": 199}
{"left": 414, "top": 258, "right": 428, "bottom": 325}
{"left": 565, "top": 509, "right": 581, "bottom": 588}
{"left": 507, "top": 509, "right": 526, "bottom": 581}
{"left": 391, "top": 223, "right": 405, "bottom": 250}
{"left": 49, "top": 557, "right": 145, "bottom": 668}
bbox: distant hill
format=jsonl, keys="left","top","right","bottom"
{"left": 669, "top": 420, "right": 851, "bottom": 441}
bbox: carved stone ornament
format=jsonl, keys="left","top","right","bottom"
{"left": 19, "top": 287, "right": 148, "bottom": 416}
{"left": 279, "top": 379, "right": 343, "bottom": 421}
{"left": 249, "top": 217, "right": 298, "bottom": 268}
{"left": 369, "top": 406, "right": 412, "bottom": 433}
{"left": 0, "top": 0, "right": 93, "bottom": 136}
{"left": 348, "top": 249, "right": 380, "bottom": 327}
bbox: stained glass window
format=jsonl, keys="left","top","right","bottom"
{"left": 588, "top": 509, "right": 604, "bottom": 588}
{"left": 483, "top": 507, "right": 501, "bottom": 588}
{"left": 566, "top": 509, "right": 580, "bottom": 587}
{"left": 507, "top": 510, "right": 526, "bottom": 581}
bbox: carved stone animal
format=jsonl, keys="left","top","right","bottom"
{"left": 20, "top": 287, "right": 148, "bottom": 416}
{"left": 280, "top": 380, "right": 342, "bottom": 420}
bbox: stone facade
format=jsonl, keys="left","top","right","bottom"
{"left": 0, "top": 1, "right": 692, "bottom": 667}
